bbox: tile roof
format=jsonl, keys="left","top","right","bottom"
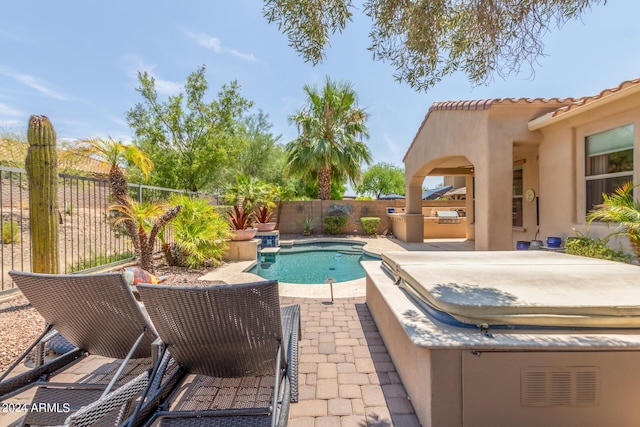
{"left": 404, "top": 97, "right": 575, "bottom": 162}
{"left": 550, "top": 77, "right": 640, "bottom": 118}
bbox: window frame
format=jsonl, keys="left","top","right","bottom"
{"left": 512, "top": 165, "right": 524, "bottom": 228}
{"left": 584, "top": 123, "right": 635, "bottom": 216}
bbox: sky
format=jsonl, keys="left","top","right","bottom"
{"left": 1, "top": 1, "right": 640, "bottom": 191}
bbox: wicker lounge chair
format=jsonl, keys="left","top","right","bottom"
{"left": 128, "top": 280, "right": 300, "bottom": 427}
{"left": 0, "top": 270, "right": 172, "bottom": 426}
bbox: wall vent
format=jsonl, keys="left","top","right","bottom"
{"left": 521, "top": 367, "right": 599, "bottom": 407}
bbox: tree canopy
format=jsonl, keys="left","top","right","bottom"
{"left": 127, "top": 65, "right": 253, "bottom": 193}
{"left": 263, "top": 0, "right": 604, "bottom": 91}
{"left": 357, "top": 162, "right": 405, "bottom": 198}
{"left": 287, "top": 76, "right": 372, "bottom": 200}
{"left": 231, "top": 111, "right": 288, "bottom": 187}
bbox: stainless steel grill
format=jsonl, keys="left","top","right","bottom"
{"left": 436, "top": 211, "right": 460, "bottom": 224}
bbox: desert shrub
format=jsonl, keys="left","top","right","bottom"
{"left": 564, "top": 236, "right": 632, "bottom": 263}
{"left": 323, "top": 215, "right": 348, "bottom": 235}
{"left": 2, "top": 220, "right": 20, "bottom": 244}
{"left": 361, "top": 217, "right": 380, "bottom": 236}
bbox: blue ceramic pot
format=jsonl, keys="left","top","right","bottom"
{"left": 516, "top": 241, "right": 530, "bottom": 250}
{"left": 546, "top": 237, "right": 562, "bottom": 248}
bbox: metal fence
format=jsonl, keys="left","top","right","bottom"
{"left": 0, "top": 166, "right": 213, "bottom": 293}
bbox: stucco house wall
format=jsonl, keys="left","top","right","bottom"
{"left": 534, "top": 83, "right": 640, "bottom": 250}
{"left": 403, "top": 100, "right": 571, "bottom": 250}
{"left": 401, "top": 77, "right": 640, "bottom": 253}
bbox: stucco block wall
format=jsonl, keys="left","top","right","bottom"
{"left": 275, "top": 200, "right": 400, "bottom": 235}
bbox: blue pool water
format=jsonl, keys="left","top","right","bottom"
{"left": 248, "top": 242, "right": 380, "bottom": 284}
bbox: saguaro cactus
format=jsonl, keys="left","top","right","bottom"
{"left": 25, "top": 115, "right": 60, "bottom": 273}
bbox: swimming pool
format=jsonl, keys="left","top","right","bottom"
{"left": 248, "top": 241, "right": 380, "bottom": 284}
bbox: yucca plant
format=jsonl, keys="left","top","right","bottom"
{"left": 161, "top": 195, "right": 231, "bottom": 268}
{"left": 587, "top": 181, "right": 640, "bottom": 262}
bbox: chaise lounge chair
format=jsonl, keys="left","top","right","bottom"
{"left": 0, "top": 270, "right": 174, "bottom": 426}
{"left": 127, "top": 279, "right": 300, "bottom": 427}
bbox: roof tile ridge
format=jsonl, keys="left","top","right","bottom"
{"left": 552, "top": 77, "right": 640, "bottom": 117}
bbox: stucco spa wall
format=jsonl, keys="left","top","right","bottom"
{"left": 275, "top": 200, "right": 402, "bottom": 235}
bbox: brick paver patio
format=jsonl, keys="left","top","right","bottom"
{"left": 281, "top": 295, "right": 421, "bottom": 427}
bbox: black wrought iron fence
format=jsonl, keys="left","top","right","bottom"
{"left": 0, "top": 166, "right": 213, "bottom": 293}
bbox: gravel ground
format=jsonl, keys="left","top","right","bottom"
{"left": 0, "top": 263, "right": 213, "bottom": 374}
{"left": 0, "top": 295, "right": 45, "bottom": 373}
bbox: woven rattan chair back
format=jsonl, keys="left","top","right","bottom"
{"left": 137, "top": 280, "right": 283, "bottom": 378}
{"left": 9, "top": 270, "right": 157, "bottom": 359}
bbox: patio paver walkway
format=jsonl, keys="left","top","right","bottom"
{"left": 281, "top": 295, "right": 421, "bottom": 427}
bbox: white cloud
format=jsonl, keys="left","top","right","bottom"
{"left": 121, "top": 55, "right": 183, "bottom": 96}
{"left": 184, "top": 30, "right": 258, "bottom": 62}
{"left": 0, "top": 102, "right": 24, "bottom": 117}
{"left": 154, "top": 78, "right": 183, "bottom": 96}
{"left": 0, "top": 118, "right": 22, "bottom": 129}
{"left": 109, "top": 116, "right": 129, "bottom": 129}
{"left": 0, "top": 66, "right": 68, "bottom": 100}
{"left": 383, "top": 134, "right": 400, "bottom": 155}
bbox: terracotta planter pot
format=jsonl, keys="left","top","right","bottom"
{"left": 230, "top": 228, "right": 258, "bottom": 241}
{"left": 255, "top": 222, "right": 277, "bottom": 232}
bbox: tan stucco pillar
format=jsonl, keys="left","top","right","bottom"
{"left": 465, "top": 175, "right": 475, "bottom": 241}
{"left": 406, "top": 183, "right": 423, "bottom": 214}
{"left": 473, "top": 137, "right": 514, "bottom": 250}
{"left": 404, "top": 183, "right": 424, "bottom": 242}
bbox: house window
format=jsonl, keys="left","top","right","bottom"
{"left": 585, "top": 124, "right": 634, "bottom": 214}
{"left": 513, "top": 166, "right": 523, "bottom": 227}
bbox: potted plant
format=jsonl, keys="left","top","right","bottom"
{"left": 254, "top": 205, "right": 277, "bottom": 232}
{"left": 301, "top": 217, "right": 317, "bottom": 236}
{"left": 227, "top": 204, "right": 257, "bottom": 241}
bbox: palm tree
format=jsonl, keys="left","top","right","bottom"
{"left": 65, "top": 137, "right": 152, "bottom": 246}
{"left": 287, "top": 76, "right": 372, "bottom": 200}
{"left": 110, "top": 197, "right": 181, "bottom": 273}
{"left": 587, "top": 181, "right": 640, "bottom": 262}
{"left": 66, "top": 137, "right": 153, "bottom": 204}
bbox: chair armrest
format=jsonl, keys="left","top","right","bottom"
{"left": 64, "top": 371, "right": 149, "bottom": 426}
{"left": 280, "top": 304, "right": 300, "bottom": 402}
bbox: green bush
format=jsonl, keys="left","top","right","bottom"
{"left": 2, "top": 220, "right": 20, "bottom": 244}
{"left": 163, "top": 195, "right": 231, "bottom": 268}
{"left": 361, "top": 217, "right": 380, "bottom": 236}
{"left": 323, "top": 215, "right": 348, "bottom": 235}
{"left": 564, "top": 236, "right": 632, "bottom": 263}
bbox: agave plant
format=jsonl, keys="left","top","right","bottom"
{"left": 587, "top": 181, "right": 640, "bottom": 262}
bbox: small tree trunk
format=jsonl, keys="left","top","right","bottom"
{"left": 630, "top": 238, "right": 640, "bottom": 263}
{"left": 141, "top": 205, "right": 182, "bottom": 273}
{"left": 25, "top": 115, "right": 59, "bottom": 274}
{"left": 318, "top": 167, "right": 332, "bottom": 200}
